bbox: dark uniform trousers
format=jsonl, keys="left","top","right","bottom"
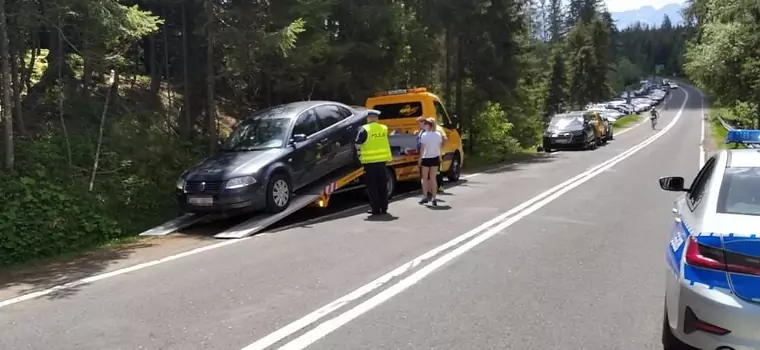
{"left": 363, "top": 162, "right": 388, "bottom": 213}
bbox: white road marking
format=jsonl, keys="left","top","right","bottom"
{"left": 699, "top": 89, "right": 706, "bottom": 168}
{"left": 241, "top": 89, "right": 691, "bottom": 350}
{"left": 0, "top": 238, "right": 247, "bottom": 308}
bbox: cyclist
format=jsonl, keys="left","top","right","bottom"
{"left": 649, "top": 109, "right": 659, "bottom": 129}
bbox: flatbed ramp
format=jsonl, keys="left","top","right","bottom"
{"left": 138, "top": 214, "right": 208, "bottom": 236}
{"left": 213, "top": 193, "right": 321, "bottom": 239}
{"left": 213, "top": 166, "right": 365, "bottom": 239}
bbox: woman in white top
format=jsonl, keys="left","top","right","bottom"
{"left": 418, "top": 118, "right": 444, "bottom": 206}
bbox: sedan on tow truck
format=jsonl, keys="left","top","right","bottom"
{"left": 176, "top": 101, "right": 365, "bottom": 214}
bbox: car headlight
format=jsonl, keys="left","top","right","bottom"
{"left": 176, "top": 176, "right": 186, "bottom": 190}
{"left": 225, "top": 175, "right": 256, "bottom": 189}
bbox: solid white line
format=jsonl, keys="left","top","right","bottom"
{"left": 699, "top": 88, "right": 706, "bottom": 168}
{"left": 0, "top": 238, "right": 247, "bottom": 308}
{"left": 241, "top": 89, "right": 691, "bottom": 350}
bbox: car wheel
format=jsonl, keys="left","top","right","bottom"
{"left": 265, "top": 173, "right": 291, "bottom": 213}
{"left": 446, "top": 152, "right": 461, "bottom": 182}
{"left": 662, "top": 303, "right": 690, "bottom": 350}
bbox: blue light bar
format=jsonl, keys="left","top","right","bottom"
{"left": 726, "top": 129, "right": 760, "bottom": 144}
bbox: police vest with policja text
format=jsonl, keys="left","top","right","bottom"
{"left": 359, "top": 123, "right": 392, "bottom": 164}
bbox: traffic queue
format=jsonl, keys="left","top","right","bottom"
{"left": 540, "top": 80, "right": 671, "bottom": 153}
{"left": 174, "top": 87, "right": 464, "bottom": 219}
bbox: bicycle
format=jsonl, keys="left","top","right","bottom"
{"left": 651, "top": 116, "right": 658, "bottom": 129}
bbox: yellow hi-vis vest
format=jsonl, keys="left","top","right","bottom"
{"left": 360, "top": 123, "right": 392, "bottom": 164}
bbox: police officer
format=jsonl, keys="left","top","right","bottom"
{"left": 355, "top": 110, "right": 393, "bottom": 215}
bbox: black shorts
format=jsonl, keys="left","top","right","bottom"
{"left": 420, "top": 157, "right": 440, "bottom": 167}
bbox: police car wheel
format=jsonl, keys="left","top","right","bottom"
{"left": 661, "top": 303, "right": 689, "bottom": 350}
{"left": 265, "top": 173, "right": 291, "bottom": 214}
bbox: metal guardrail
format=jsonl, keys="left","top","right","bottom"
{"left": 717, "top": 115, "right": 759, "bottom": 149}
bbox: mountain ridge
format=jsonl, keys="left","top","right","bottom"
{"left": 610, "top": 3, "right": 685, "bottom": 29}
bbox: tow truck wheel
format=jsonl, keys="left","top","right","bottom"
{"left": 386, "top": 167, "right": 397, "bottom": 199}
{"left": 265, "top": 173, "right": 291, "bottom": 213}
{"left": 446, "top": 152, "right": 461, "bottom": 182}
{"left": 362, "top": 167, "right": 396, "bottom": 200}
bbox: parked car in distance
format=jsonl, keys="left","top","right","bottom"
{"left": 176, "top": 101, "right": 367, "bottom": 215}
{"left": 542, "top": 111, "right": 604, "bottom": 152}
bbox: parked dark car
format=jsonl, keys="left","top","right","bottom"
{"left": 175, "top": 101, "right": 366, "bottom": 214}
{"left": 542, "top": 112, "right": 599, "bottom": 152}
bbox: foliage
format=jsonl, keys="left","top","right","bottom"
{"left": 0, "top": 0, "right": 683, "bottom": 266}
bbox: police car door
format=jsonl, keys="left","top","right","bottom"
{"left": 290, "top": 109, "right": 321, "bottom": 188}
{"left": 669, "top": 156, "right": 717, "bottom": 309}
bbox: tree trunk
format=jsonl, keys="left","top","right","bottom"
{"left": 0, "top": 0, "right": 13, "bottom": 171}
{"left": 10, "top": 52, "right": 24, "bottom": 136}
{"left": 205, "top": 0, "right": 216, "bottom": 152}
{"left": 181, "top": 2, "right": 191, "bottom": 140}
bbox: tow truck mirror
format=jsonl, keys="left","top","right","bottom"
{"left": 290, "top": 134, "right": 308, "bottom": 144}
{"left": 659, "top": 176, "right": 687, "bottom": 192}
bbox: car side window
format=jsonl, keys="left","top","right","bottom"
{"left": 293, "top": 109, "right": 320, "bottom": 137}
{"left": 337, "top": 106, "right": 353, "bottom": 119}
{"left": 687, "top": 156, "right": 716, "bottom": 210}
{"left": 433, "top": 101, "right": 453, "bottom": 126}
{"left": 315, "top": 105, "right": 345, "bottom": 130}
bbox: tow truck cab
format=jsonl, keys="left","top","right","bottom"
{"left": 365, "top": 88, "right": 464, "bottom": 182}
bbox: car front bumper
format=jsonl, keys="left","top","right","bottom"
{"left": 176, "top": 183, "right": 268, "bottom": 214}
{"left": 543, "top": 134, "right": 587, "bottom": 148}
{"left": 666, "top": 270, "right": 760, "bottom": 350}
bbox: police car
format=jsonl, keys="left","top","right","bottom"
{"left": 658, "top": 130, "right": 760, "bottom": 350}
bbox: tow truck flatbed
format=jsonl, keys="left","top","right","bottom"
{"left": 141, "top": 153, "right": 418, "bottom": 239}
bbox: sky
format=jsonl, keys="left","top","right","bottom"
{"left": 603, "top": 0, "right": 683, "bottom": 12}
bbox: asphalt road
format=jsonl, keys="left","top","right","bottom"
{"left": 0, "top": 85, "right": 703, "bottom": 350}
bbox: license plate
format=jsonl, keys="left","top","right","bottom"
{"left": 188, "top": 196, "right": 213, "bottom": 206}
{"left": 555, "top": 138, "right": 570, "bottom": 144}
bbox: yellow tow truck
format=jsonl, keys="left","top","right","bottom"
{"left": 310, "top": 87, "right": 465, "bottom": 208}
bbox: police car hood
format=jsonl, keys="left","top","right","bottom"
{"left": 705, "top": 213, "right": 760, "bottom": 302}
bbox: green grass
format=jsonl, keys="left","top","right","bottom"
{"left": 709, "top": 107, "right": 745, "bottom": 150}
{"left": 463, "top": 148, "right": 537, "bottom": 171}
{"left": 612, "top": 114, "right": 640, "bottom": 128}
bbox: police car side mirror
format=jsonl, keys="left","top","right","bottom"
{"left": 291, "top": 134, "right": 308, "bottom": 144}
{"left": 659, "top": 176, "right": 687, "bottom": 192}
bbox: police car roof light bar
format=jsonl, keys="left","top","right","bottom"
{"left": 725, "top": 129, "right": 760, "bottom": 145}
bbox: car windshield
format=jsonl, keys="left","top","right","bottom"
{"left": 717, "top": 167, "right": 760, "bottom": 216}
{"left": 221, "top": 110, "right": 292, "bottom": 150}
{"left": 549, "top": 114, "right": 584, "bottom": 130}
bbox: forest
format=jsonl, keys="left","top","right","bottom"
{"left": 681, "top": 0, "right": 760, "bottom": 129}
{"left": 0, "top": 0, "right": 689, "bottom": 266}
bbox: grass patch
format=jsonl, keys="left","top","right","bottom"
{"left": 709, "top": 107, "right": 745, "bottom": 150}
{"left": 464, "top": 148, "right": 537, "bottom": 171}
{"left": 613, "top": 114, "right": 640, "bottom": 128}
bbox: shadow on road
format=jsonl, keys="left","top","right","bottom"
{"left": 0, "top": 241, "right": 156, "bottom": 299}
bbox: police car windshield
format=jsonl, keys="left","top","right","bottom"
{"left": 717, "top": 167, "right": 760, "bottom": 216}
{"left": 221, "top": 114, "right": 291, "bottom": 150}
